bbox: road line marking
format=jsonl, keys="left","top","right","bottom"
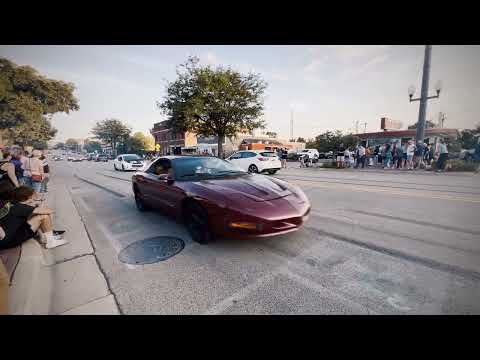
{"left": 76, "top": 197, "right": 92, "bottom": 213}
{"left": 97, "top": 223, "right": 136, "bottom": 270}
{"left": 289, "top": 179, "right": 480, "bottom": 203}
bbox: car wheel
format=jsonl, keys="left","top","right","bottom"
{"left": 134, "top": 188, "right": 149, "bottom": 212}
{"left": 267, "top": 170, "right": 277, "bottom": 175}
{"left": 114, "top": 164, "right": 118, "bottom": 171}
{"left": 184, "top": 201, "right": 212, "bottom": 245}
{"left": 248, "top": 164, "right": 258, "bottom": 173}
{"left": 122, "top": 164, "right": 125, "bottom": 171}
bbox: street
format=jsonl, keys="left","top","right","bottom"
{"left": 53, "top": 159, "right": 480, "bottom": 314}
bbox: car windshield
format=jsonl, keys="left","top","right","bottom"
{"left": 123, "top": 155, "right": 141, "bottom": 161}
{"left": 173, "top": 157, "right": 247, "bottom": 180}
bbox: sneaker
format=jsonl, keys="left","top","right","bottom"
{"left": 53, "top": 230, "right": 66, "bottom": 236}
{"left": 46, "top": 237, "right": 69, "bottom": 249}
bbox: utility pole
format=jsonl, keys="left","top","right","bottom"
{"left": 408, "top": 45, "right": 442, "bottom": 143}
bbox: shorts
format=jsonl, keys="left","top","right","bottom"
{"left": 0, "top": 223, "right": 37, "bottom": 250}
{"left": 403, "top": 153, "right": 407, "bottom": 160}
{"left": 336, "top": 156, "right": 344, "bottom": 161}
{"left": 407, "top": 154, "right": 413, "bottom": 161}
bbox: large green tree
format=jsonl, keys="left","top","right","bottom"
{"left": 91, "top": 119, "right": 131, "bottom": 156}
{"left": 158, "top": 57, "right": 267, "bottom": 157}
{"left": 65, "top": 138, "right": 79, "bottom": 151}
{"left": 307, "top": 131, "right": 359, "bottom": 152}
{"left": 0, "top": 58, "right": 79, "bottom": 144}
{"left": 407, "top": 120, "right": 437, "bottom": 130}
{"left": 83, "top": 139, "right": 102, "bottom": 153}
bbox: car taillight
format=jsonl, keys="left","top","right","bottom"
{"left": 259, "top": 157, "right": 268, "bottom": 161}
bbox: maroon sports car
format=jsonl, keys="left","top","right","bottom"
{"left": 132, "top": 156, "right": 310, "bottom": 244}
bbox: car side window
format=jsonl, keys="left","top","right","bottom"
{"left": 118, "top": 156, "right": 122, "bottom": 161}
{"left": 229, "top": 153, "right": 242, "bottom": 160}
{"left": 147, "top": 159, "right": 172, "bottom": 176}
{"left": 242, "top": 152, "right": 257, "bottom": 158}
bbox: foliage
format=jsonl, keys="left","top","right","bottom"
{"left": 407, "top": 120, "right": 437, "bottom": 130}
{"left": 83, "top": 139, "right": 102, "bottom": 153}
{"left": 91, "top": 119, "right": 131, "bottom": 156}
{"left": 445, "top": 159, "right": 479, "bottom": 172}
{"left": 307, "top": 130, "right": 359, "bottom": 153}
{"left": 7, "top": 116, "right": 57, "bottom": 147}
{"left": 144, "top": 134, "right": 155, "bottom": 152}
{"left": 296, "top": 137, "right": 306, "bottom": 143}
{"left": 0, "top": 58, "right": 79, "bottom": 144}
{"left": 65, "top": 138, "right": 79, "bottom": 151}
{"left": 53, "top": 142, "right": 65, "bottom": 150}
{"left": 458, "top": 124, "right": 480, "bottom": 149}
{"left": 265, "top": 131, "right": 277, "bottom": 138}
{"left": 158, "top": 56, "right": 267, "bottom": 157}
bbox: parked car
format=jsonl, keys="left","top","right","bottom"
{"left": 297, "top": 149, "right": 320, "bottom": 160}
{"left": 53, "top": 156, "right": 63, "bottom": 161}
{"left": 95, "top": 154, "right": 109, "bottom": 162}
{"left": 67, "top": 156, "right": 75, "bottom": 162}
{"left": 113, "top": 154, "right": 145, "bottom": 171}
{"left": 226, "top": 150, "right": 281, "bottom": 175}
{"left": 132, "top": 156, "right": 310, "bottom": 244}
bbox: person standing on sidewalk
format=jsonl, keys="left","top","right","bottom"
{"left": 414, "top": 141, "right": 425, "bottom": 170}
{"left": 336, "top": 143, "right": 345, "bottom": 168}
{"left": 24, "top": 150, "right": 44, "bottom": 194}
{"left": 395, "top": 142, "right": 403, "bottom": 169}
{"left": 384, "top": 144, "right": 393, "bottom": 169}
{"left": 355, "top": 144, "right": 366, "bottom": 169}
{"left": 436, "top": 139, "right": 449, "bottom": 172}
{"left": 281, "top": 148, "right": 288, "bottom": 169}
{"left": 406, "top": 140, "right": 415, "bottom": 170}
{"left": 39, "top": 154, "right": 50, "bottom": 193}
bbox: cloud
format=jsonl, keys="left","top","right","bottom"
{"left": 340, "top": 52, "right": 391, "bottom": 81}
{"left": 303, "top": 56, "right": 328, "bottom": 74}
{"left": 271, "top": 72, "right": 289, "bottom": 81}
{"left": 199, "top": 51, "right": 220, "bottom": 66}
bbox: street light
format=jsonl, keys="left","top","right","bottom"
{"left": 408, "top": 85, "right": 416, "bottom": 101}
{"left": 434, "top": 80, "right": 443, "bottom": 96}
{"left": 408, "top": 80, "right": 442, "bottom": 102}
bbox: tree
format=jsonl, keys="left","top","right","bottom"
{"left": 265, "top": 131, "right": 277, "bottom": 138}
{"left": 65, "top": 138, "right": 79, "bottom": 151}
{"left": 91, "top": 119, "right": 131, "bottom": 156}
{"left": 144, "top": 134, "right": 155, "bottom": 152}
{"left": 83, "top": 139, "right": 102, "bottom": 153}
{"left": 158, "top": 57, "right": 267, "bottom": 157}
{"left": 307, "top": 131, "right": 359, "bottom": 152}
{"left": 53, "top": 142, "right": 65, "bottom": 150}
{"left": 0, "top": 58, "right": 79, "bottom": 144}
{"left": 296, "top": 137, "right": 306, "bottom": 143}
{"left": 7, "top": 115, "right": 57, "bottom": 147}
{"left": 458, "top": 123, "right": 480, "bottom": 149}
{"left": 408, "top": 120, "right": 437, "bottom": 130}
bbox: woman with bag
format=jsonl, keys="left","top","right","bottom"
{"left": 24, "top": 150, "right": 44, "bottom": 194}
{"left": 39, "top": 154, "right": 50, "bottom": 193}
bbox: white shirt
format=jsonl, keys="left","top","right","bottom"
{"left": 437, "top": 143, "right": 448, "bottom": 154}
{"left": 407, "top": 144, "right": 415, "bottom": 156}
{"left": 358, "top": 146, "right": 365, "bottom": 156}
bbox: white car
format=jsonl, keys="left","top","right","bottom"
{"left": 297, "top": 149, "right": 320, "bottom": 160}
{"left": 114, "top": 154, "right": 145, "bottom": 171}
{"left": 226, "top": 150, "right": 281, "bottom": 174}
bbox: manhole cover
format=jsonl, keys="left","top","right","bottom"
{"left": 118, "top": 236, "right": 185, "bottom": 265}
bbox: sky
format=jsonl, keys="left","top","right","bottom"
{"left": 1, "top": 45, "right": 479, "bottom": 142}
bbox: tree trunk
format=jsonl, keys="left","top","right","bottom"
{"left": 218, "top": 134, "right": 225, "bottom": 159}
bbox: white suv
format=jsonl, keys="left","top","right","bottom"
{"left": 226, "top": 150, "right": 282, "bottom": 174}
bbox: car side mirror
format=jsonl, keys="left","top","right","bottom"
{"left": 158, "top": 174, "right": 174, "bottom": 184}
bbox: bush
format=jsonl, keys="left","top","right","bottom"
{"left": 445, "top": 159, "right": 479, "bottom": 172}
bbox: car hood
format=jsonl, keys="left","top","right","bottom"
{"left": 191, "top": 174, "right": 292, "bottom": 202}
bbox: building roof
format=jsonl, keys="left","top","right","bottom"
{"left": 355, "top": 128, "right": 458, "bottom": 139}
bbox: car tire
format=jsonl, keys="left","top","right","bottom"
{"left": 134, "top": 188, "right": 149, "bottom": 212}
{"left": 114, "top": 164, "right": 118, "bottom": 171}
{"left": 122, "top": 164, "right": 125, "bottom": 171}
{"left": 248, "top": 164, "right": 259, "bottom": 173}
{"left": 184, "top": 201, "right": 212, "bottom": 245}
{"left": 267, "top": 170, "right": 277, "bottom": 175}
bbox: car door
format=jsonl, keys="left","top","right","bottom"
{"left": 138, "top": 158, "right": 176, "bottom": 211}
{"left": 227, "top": 152, "right": 245, "bottom": 170}
{"left": 241, "top": 151, "right": 258, "bottom": 171}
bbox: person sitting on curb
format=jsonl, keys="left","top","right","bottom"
{"left": 0, "top": 184, "right": 67, "bottom": 250}
{"left": 0, "top": 149, "right": 20, "bottom": 191}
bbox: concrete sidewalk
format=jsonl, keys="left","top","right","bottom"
{"left": 8, "top": 173, "right": 120, "bottom": 315}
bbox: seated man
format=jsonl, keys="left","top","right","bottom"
{"left": 0, "top": 185, "right": 67, "bottom": 250}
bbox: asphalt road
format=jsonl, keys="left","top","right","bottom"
{"left": 51, "top": 158, "right": 480, "bottom": 314}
